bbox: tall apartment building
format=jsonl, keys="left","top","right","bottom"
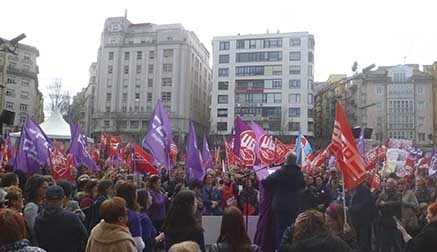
{"left": 210, "top": 32, "right": 315, "bottom": 144}
{"left": 70, "top": 63, "right": 96, "bottom": 136}
{"left": 0, "top": 40, "right": 44, "bottom": 131}
{"left": 350, "top": 65, "right": 434, "bottom": 146}
{"left": 93, "top": 17, "right": 211, "bottom": 144}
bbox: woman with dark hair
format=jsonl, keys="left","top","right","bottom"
{"left": 137, "top": 189, "right": 164, "bottom": 252}
{"left": 220, "top": 173, "right": 238, "bottom": 209}
{"left": 314, "top": 175, "right": 331, "bottom": 212}
{"left": 86, "top": 197, "right": 136, "bottom": 252}
{"left": 23, "top": 174, "right": 48, "bottom": 244}
{"left": 0, "top": 208, "right": 46, "bottom": 252}
{"left": 324, "top": 203, "right": 358, "bottom": 250}
{"left": 162, "top": 190, "right": 205, "bottom": 252}
{"left": 89, "top": 179, "right": 114, "bottom": 230}
{"left": 279, "top": 210, "right": 354, "bottom": 252}
{"left": 397, "top": 202, "right": 437, "bottom": 252}
{"left": 146, "top": 175, "right": 168, "bottom": 231}
{"left": 210, "top": 206, "right": 261, "bottom": 252}
{"left": 238, "top": 179, "right": 259, "bottom": 215}
{"left": 116, "top": 182, "right": 145, "bottom": 252}
{"left": 201, "top": 173, "right": 223, "bottom": 216}
{"left": 80, "top": 179, "right": 99, "bottom": 209}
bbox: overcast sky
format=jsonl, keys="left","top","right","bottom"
{"left": 1, "top": 0, "right": 436, "bottom": 108}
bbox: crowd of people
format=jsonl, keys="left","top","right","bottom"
{"left": 1, "top": 151, "right": 437, "bottom": 252}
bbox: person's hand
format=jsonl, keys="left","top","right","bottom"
{"left": 343, "top": 222, "right": 352, "bottom": 233}
{"left": 295, "top": 213, "right": 308, "bottom": 225}
{"left": 155, "top": 232, "right": 164, "bottom": 243}
{"left": 211, "top": 201, "right": 218, "bottom": 208}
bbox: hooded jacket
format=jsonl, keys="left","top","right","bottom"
{"left": 86, "top": 221, "right": 136, "bottom": 252}
{"left": 34, "top": 206, "right": 88, "bottom": 252}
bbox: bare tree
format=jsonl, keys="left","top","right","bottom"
{"left": 47, "top": 79, "right": 71, "bottom": 115}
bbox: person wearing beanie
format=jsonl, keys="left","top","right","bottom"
{"left": 34, "top": 185, "right": 88, "bottom": 252}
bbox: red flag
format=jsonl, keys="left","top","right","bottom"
{"left": 274, "top": 139, "right": 289, "bottom": 164}
{"left": 369, "top": 168, "right": 381, "bottom": 191}
{"left": 107, "top": 135, "right": 122, "bottom": 156}
{"left": 224, "top": 136, "right": 241, "bottom": 166}
{"left": 330, "top": 102, "right": 367, "bottom": 191}
{"left": 49, "top": 144, "right": 73, "bottom": 180}
{"left": 214, "top": 146, "right": 221, "bottom": 165}
{"left": 132, "top": 144, "right": 159, "bottom": 175}
{"left": 311, "top": 146, "right": 330, "bottom": 168}
{"left": 169, "top": 140, "right": 178, "bottom": 166}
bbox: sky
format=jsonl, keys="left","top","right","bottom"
{"left": 1, "top": 0, "right": 436, "bottom": 111}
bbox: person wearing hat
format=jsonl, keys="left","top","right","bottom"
{"left": 34, "top": 185, "right": 88, "bottom": 252}
{"left": 262, "top": 151, "right": 305, "bottom": 249}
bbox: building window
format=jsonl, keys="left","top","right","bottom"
{"left": 19, "top": 104, "right": 28, "bottom": 111}
{"left": 219, "top": 41, "right": 230, "bottom": 50}
{"left": 135, "top": 93, "right": 140, "bottom": 100}
{"left": 130, "top": 121, "right": 139, "bottom": 129}
{"left": 116, "top": 120, "right": 127, "bottom": 129}
{"left": 217, "top": 122, "right": 228, "bottom": 131}
{"left": 218, "top": 95, "right": 228, "bottom": 104}
{"left": 263, "top": 38, "right": 282, "bottom": 48}
{"left": 417, "top": 87, "right": 424, "bottom": 95}
{"left": 289, "top": 79, "right": 301, "bottom": 89}
{"left": 124, "top": 52, "right": 130, "bottom": 60}
{"left": 289, "top": 107, "right": 301, "bottom": 117}
{"left": 21, "top": 79, "right": 30, "bottom": 87}
{"left": 108, "top": 65, "right": 113, "bottom": 74}
{"left": 163, "top": 63, "right": 173, "bottom": 73}
{"left": 122, "top": 106, "right": 127, "bottom": 112}
{"left": 308, "top": 65, "right": 313, "bottom": 77}
{"left": 123, "top": 65, "right": 129, "bottom": 74}
{"left": 19, "top": 117, "right": 26, "bottom": 125}
{"left": 308, "top": 121, "right": 314, "bottom": 132}
{"left": 308, "top": 94, "right": 313, "bottom": 105}
{"left": 134, "top": 106, "right": 139, "bottom": 112}
{"left": 289, "top": 52, "right": 301, "bottom": 61}
{"left": 308, "top": 38, "right": 315, "bottom": 49}
{"left": 136, "top": 65, "right": 142, "bottom": 74}
{"left": 308, "top": 108, "right": 313, "bottom": 117}
{"left": 147, "top": 93, "right": 152, "bottom": 102}
{"left": 148, "top": 64, "right": 154, "bottom": 74}
{"left": 290, "top": 38, "right": 301, "bottom": 47}
{"left": 149, "top": 51, "right": 155, "bottom": 59}
{"left": 308, "top": 52, "right": 314, "bottom": 63}
{"left": 218, "top": 68, "right": 229, "bottom": 77}
{"left": 376, "top": 86, "right": 383, "bottom": 95}
{"left": 23, "top": 53, "right": 31, "bottom": 61}
{"left": 161, "top": 92, "right": 171, "bottom": 102}
{"left": 272, "top": 79, "right": 282, "bottom": 89}
{"left": 106, "top": 93, "right": 112, "bottom": 102}
{"left": 418, "top": 133, "right": 425, "bottom": 142}
{"left": 288, "top": 122, "right": 300, "bottom": 131}
{"left": 5, "top": 102, "right": 13, "bottom": 109}
{"left": 108, "top": 52, "right": 114, "bottom": 60}
{"left": 217, "top": 108, "right": 228, "bottom": 117}
{"left": 236, "top": 66, "right": 264, "bottom": 76}
{"left": 163, "top": 49, "right": 174, "bottom": 57}
{"left": 5, "top": 89, "right": 15, "bottom": 97}
{"left": 289, "top": 94, "right": 301, "bottom": 104}
{"left": 103, "top": 120, "right": 110, "bottom": 127}
{"left": 218, "top": 81, "right": 229, "bottom": 90}
{"left": 136, "top": 51, "right": 142, "bottom": 60}
{"left": 105, "top": 106, "right": 110, "bottom": 113}
{"left": 249, "top": 40, "right": 257, "bottom": 49}
{"left": 20, "top": 91, "right": 29, "bottom": 99}
{"left": 142, "top": 120, "right": 148, "bottom": 128}
{"left": 236, "top": 40, "right": 245, "bottom": 49}
{"left": 122, "top": 93, "right": 127, "bottom": 102}
{"left": 289, "top": 65, "right": 301, "bottom": 74}
{"left": 219, "top": 54, "right": 230, "bottom": 64}
{"left": 162, "top": 78, "right": 172, "bottom": 87}
{"left": 147, "top": 78, "right": 153, "bottom": 87}
{"left": 417, "top": 101, "right": 425, "bottom": 109}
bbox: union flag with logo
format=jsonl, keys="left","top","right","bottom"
{"left": 330, "top": 102, "right": 367, "bottom": 190}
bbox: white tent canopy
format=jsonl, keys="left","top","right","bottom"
{"left": 10, "top": 110, "right": 88, "bottom": 141}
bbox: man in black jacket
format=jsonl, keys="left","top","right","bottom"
{"left": 262, "top": 152, "right": 305, "bottom": 249}
{"left": 349, "top": 181, "right": 375, "bottom": 252}
{"left": 35, "top": 185, "right": 88, "bottom": 252}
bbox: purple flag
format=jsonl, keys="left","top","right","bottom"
{"left": 357, "top": 127, "right": 365, "bottom": 156}
{"left": 429, "top": 145, "right": 437, "bottom": 177}
{"left": 201, "top": 133, "right": 213, "bottom": 169}
{"left": 186, "top": 121, "right": 204, "bottom": 182}
{"left": 70, "top": 123, "right": 100, "bottom": 172}
{"left": 142, "top": 101, "right": 173, "bottom": 170}
{"left": 14, "top": 116, "right": 54, "bottom": 173}
{"left": 233, "top": 116, "right": 257, "bottom": 167}
{"left": 250, "top": 122, "right": 275, "bottom": 165}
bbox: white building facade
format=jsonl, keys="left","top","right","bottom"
{"left": 211, "top": 32, "right": 315, "bottom": 142}
{"left": 93, "top": 17, "right": 211, "bottom": 144}
{"left": 0, "top": 41, "right": 44, "bottom": 130}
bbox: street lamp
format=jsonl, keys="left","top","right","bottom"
{"left": 0, "top": 33, "right": 26, "bottom": 133}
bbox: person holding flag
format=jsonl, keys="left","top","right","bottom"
{"left": 261, "top": 151, "right": 305, "bottom": 249}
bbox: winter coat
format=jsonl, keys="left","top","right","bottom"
{"left": 280, "top": 232, "right": 356, "bottom": 252}
{"left": 86, "top": 221, "right": 136, "bottom": 252}
{"left": 349, "top": 183, "right": 376, "bottom": 227}
{"left": 34, "top": 206, "right": 88, "bottom": 252}
{"left": 403, "top": 221, "right": 437, "bottom": 252}
{"left": 261, "top": 164, "right": 305, "bottom": 214}
{"left": 209, "top": 242, "right": 262, "bottom": 252}
{"left": 201, "top": 185, "right": 223, "bottom": 215}
{"left": 164, "top": 228, "right": 205, "bottom": 252}
{"left": 401, "top": 190, "right": 419, "bottom": 232}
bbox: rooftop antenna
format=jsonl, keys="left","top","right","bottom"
{"left": 124, "top": 9, "right": 127, "bottom": 19}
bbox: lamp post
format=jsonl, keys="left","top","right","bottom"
{"left": 0, "top": 34, "right": 26, "bottom": 134}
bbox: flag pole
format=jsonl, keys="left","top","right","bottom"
{"left": 341, "top": 170, "right": 348, "bottom": 231}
